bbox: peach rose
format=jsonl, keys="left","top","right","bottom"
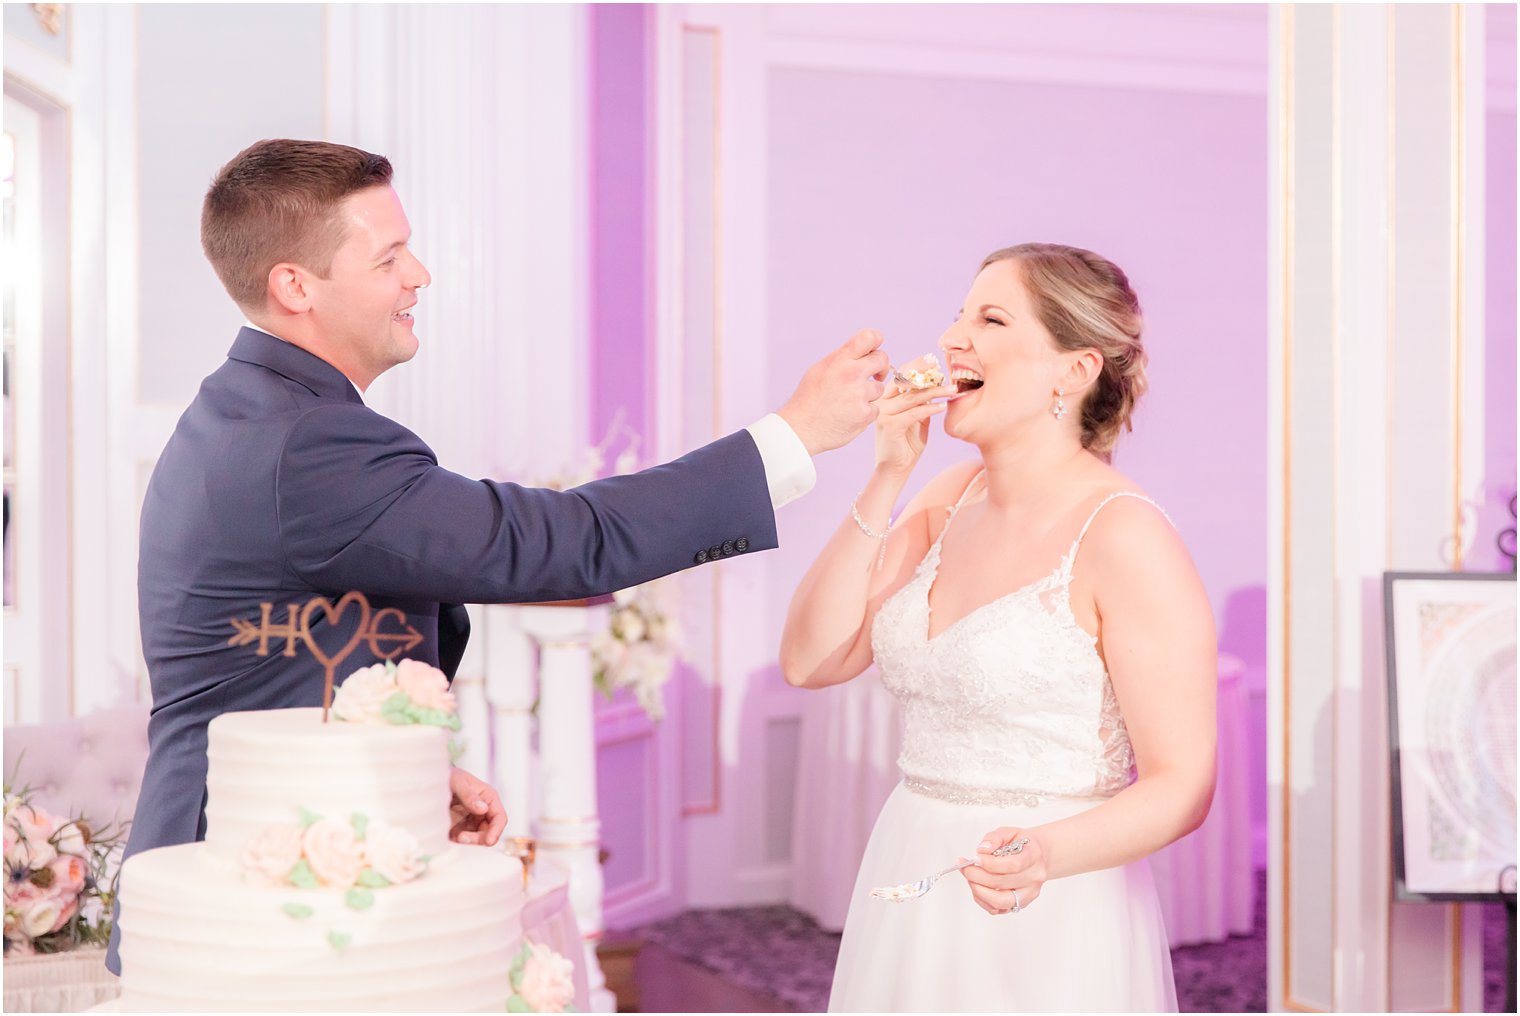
{"left": 9, "top": 805, "right": 57, "bottom": 869}
{"left": 361, "top": 823, "right": 423, "bottom": 885}
{"left": 395, "top": 660, "right": 456, "bottom": 714}
{"left": 19, "top": 895, "right": 61, "bottom": 939}
{"left": 301, "top": 818, "right": 364, "bottom": 888}
{"left": 47, "top": 854, "right": 88, "bottom": 898}
{"left": 240, "top": 824, "right": 306, "bottom": 885}
{"left": 517, "top": 942, "right": 576, "bottom": 1013}
{"left": 332, "top": 662, "right": 400, "bottom": 724}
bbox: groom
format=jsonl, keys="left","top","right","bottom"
{"left": 107, "top": 139, "right": 888, "bottom": 974}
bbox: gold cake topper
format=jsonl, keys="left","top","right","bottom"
{"left": 228, "top": 591, "right": 423, "bottom": 721}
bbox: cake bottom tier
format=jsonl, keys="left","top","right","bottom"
{"left": 117, "top": 843, "right": 524, "bottom": 1012}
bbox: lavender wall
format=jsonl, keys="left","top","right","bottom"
{"left": 763, "top": 68, "right": 1270, "bottom": 677}
{"left": 1479, "top": 5, "right": 1517, "bottom": 574}
{"left": 589, "top": 5, "right": 652, "bottom": 447}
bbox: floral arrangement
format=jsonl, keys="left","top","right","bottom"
{"left": 331, "top": 659, "right": 461, "bottom": 731}
{"left": 507, "top": 941, "right": 577, "bottom": 1013}
{"left": 591, "top": 582, "right": 682, "bottom": 722}
{"left": 3, "top": 785, "right": 125, "bottom": 956}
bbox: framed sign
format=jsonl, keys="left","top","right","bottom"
{"left": 1385, "top": 571, "right": 1516, "bottom": 901}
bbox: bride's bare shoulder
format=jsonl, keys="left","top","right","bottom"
{"left": 905, "top": 461, "right": 982, "bottom": 513}
{"left": 901, "top": 461, "right": 982, "bottom": 544}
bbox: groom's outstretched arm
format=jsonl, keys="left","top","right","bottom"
{"left": 278, "top": 329, "right": 887, "bottom": 605}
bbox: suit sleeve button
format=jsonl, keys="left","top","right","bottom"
{"left": 709, "top": 545, "right": 722, "bottom": 561}
{"left": 695, "top": 549, "right": 708, "bottom": 564}
{"left": 735, "top": 537, "right": 749, "bottom": 552}
{"left": 722, "top": 541, "right": 736, "bottom": 556}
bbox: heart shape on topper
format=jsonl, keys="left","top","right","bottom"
{"left": 300, "top": 592, "right": 373, "bottom": 714}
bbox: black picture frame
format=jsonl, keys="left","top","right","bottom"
{"left": 1384, "top": 570, "right": 1516, "bottom": 903}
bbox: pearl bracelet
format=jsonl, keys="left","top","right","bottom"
{"left": 850, "top": 498, "right": 893, "bottom": 569}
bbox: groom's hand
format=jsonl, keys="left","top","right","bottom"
{"left": 448, "top": 766, "right": 507, "bottom": 846}
{"left": 777, "top": 329, "right": 890, "bottom": 456}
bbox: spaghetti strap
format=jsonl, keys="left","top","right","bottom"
{"left": 929, "top": 468, "right": 986, "bottom": 552}
{"left": 1063, "top": 492, "right": 1174, "bottom": 579}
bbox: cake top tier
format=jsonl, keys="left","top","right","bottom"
{"left": 202, "top": 707, "right": 453, "bottom": 867}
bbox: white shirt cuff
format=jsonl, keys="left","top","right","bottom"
{"left": 746, "top": 414, "right": 816, "bottom": 510}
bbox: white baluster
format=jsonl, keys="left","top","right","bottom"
{"left": 483, "top": 605, "right": 539, "bottom": 839}
{"left": 516, "top": 602, "right": 613, "bottom": 1013}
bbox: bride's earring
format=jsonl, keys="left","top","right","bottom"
{"left": 1051, "top": 388, "right": 1067, "bottom": 419}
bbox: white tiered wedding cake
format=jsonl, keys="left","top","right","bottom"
{"left": 116, "top": 662, "right": 525, "bottom": 1012}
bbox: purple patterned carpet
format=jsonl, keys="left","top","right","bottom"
{"left": 632, "top": 872, "right": 1513, "bottom": 1012}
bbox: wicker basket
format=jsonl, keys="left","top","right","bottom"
{"left": 3, "top": 947, "right": 121, "bottom": 1013}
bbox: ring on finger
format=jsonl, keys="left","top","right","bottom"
{"left": 1011, "top": 888, "right": 1022, "bottom": 914}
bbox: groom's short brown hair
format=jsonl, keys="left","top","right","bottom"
{"left": 201, "top": 139, "right": 393, "bottom": 312}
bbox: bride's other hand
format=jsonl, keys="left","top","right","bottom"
{"left": 958, "top": 827, "right": 1048, "bottom": 915}
{"left": 873, "top": 381, "right": 954, "bottom": 477}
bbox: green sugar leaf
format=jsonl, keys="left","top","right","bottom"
{"left": 356, "top": 868, "right": 391, "bottom": 888}
{"left": 410, "top": 706, "right": 459, "bottom": 730}
{"left": 344, "top": 888, "right": 375, "bottom": 911}
{"left": 506, "top": 997, "right": 533, "bottom": 1013}
{"left": 287, "top": 859, "right": 318, "bottom": 889}
{"left": 297, "top": 807, "right": 322, "bottom": 829}
{"left": 280, "top": 902, "right": 314, "bottom": 920}
{"left": 327, "top": 930, "right": 352, "bottom": 952}
{"left": 350, "top": 813, "right": 369, "bottom": 841}
{"left": 380, "top": 692, "right": 414, "bottom": 725}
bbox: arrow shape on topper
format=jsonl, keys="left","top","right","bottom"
{"left": 365, "top": 607, "right": 424, "bottom": 659}
{"left": 227, "top": 617, "right": 260, "bottom": 647}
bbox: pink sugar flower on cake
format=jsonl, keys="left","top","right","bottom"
{"left": 361, "top": 823, "right": 424, "bottom": 885}
{"left": 301, "top": 818, "right": 365, "bottom": 888}
{"left": 515, "top": 941, "right": 576, "bottom": 1013}
{"left": 240, "top": 825, "right": 306, "bottom": 885}
{"left": 395, "top": 659, "right": 456, "bottom": 714}
{"left": 332, "top": 662, "right": 401, "bottom": 723}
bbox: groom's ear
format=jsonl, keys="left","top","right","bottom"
{"left": 267, "top": 263, "right": 313, "bottom": 315}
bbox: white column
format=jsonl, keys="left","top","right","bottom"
{"left": 483, "top": 604, "right": 540, "bottom": 840}
{"left": 1269, "top": 5, "right": 1488, "bottom": 1012}
{"left": 516, "top": 602, "right": 613, "bottom": 1014}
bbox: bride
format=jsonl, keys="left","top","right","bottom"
{"left": 780, "top": 243, "right": 1217, "bottom": 1012}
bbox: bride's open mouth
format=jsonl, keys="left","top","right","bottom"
{"left": 951, "top": 368, "right": 984, "bottom": 395}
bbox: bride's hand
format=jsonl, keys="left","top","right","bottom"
{"left": 873, "top": 381, "right": 954, "bottom": 477}
{"left": 958, "top": 827, "right": 1048, "bottom": 915}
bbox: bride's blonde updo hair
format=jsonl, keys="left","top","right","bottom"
{"left": 981, "top": 243, "right": 1148, "bottom": 461}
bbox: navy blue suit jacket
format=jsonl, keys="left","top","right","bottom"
{"left": 108, "top": 328, "right": 776, "bottom": 972}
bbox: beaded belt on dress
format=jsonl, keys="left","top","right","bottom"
{"left": 904, "top": 776, "right": 1107, "bottom": 808}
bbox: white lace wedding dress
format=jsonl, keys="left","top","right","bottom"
{"left": 828, "top": 480, "right": 1178, "bottom": 1013}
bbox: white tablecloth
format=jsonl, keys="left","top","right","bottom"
{"left": 789, "top": 655, "right": 1256, "bottom": 947}
{"left": 8, "top": 853, "right": 589, "bottom": 1013}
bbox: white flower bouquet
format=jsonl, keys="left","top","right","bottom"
{"left": 591, "top": 581, "right": 682, "bottom": 722}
